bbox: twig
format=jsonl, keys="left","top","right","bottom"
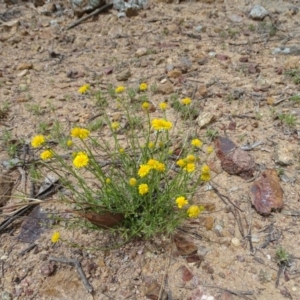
{"left": 65, "top": 3, "right": 113, "bottom": 30}
{"left": 49, "top": 256, "right": 93, "bottom": 293}
{"left": 19, "top": 243, "right": 37, "bottom": 256}
{"left": 203, "top": 284, "right": 254, "bottom": 300}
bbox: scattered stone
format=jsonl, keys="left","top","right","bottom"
{"left": 167, "top": 69, "right": 182, "bottom": 78}
{"left": 266, "top": 96, "right": 275, "bottom": 105}
{"left": 17, "top": 63, "right": 33, "bottom": 71}
{"left": 197, "top": 112, "right": 216, "bottom": 129}
{"left": 231, "top": 237, "right": 240, "bottom": 247}
{"left": 145, "top": 281, "right": 168, "bottom": 300}
{"left": 157, "top": 81, "right": 174, "bottom": 95}
{"left": 239, "top": 56, "right": 248, "bottom": 62}
{"left": 250, "top": 169, "right": 284, "bottom": 214}
{"left": 216, "top": 54, "right": 230, "bottom": 61}
{"left": 174, "top": 233, "right": 198, "bottom": 256}
{"left": 215, "top": 136, "right": 255, "bottom": 179}
{"left": 203, "top": 216, "right": 214, "bottom": 230}
{"left": 249, "top": 5, "right": 268, "bottom": 20}
{"left": 1, "top": 292, "right": 12, "bottom": 300}
{"left": 135, "top": 47, "right": 148, "bottom": 57}
{"left": 40, "top": 262, "right": 56, "bottom": 276}
{"left": 273, "top": 46, "right": 300, "bottom": 56}
{"left": 17, "top": 69, "right": 28, "bottom": 77}
{"left": 228, "top": 14, "right": 243, "bottom": 23}
{"left": 198, "top": 85, "right": 208, "bottom": 97}
{"left": 116, "top": 69, "right": 131, "bottom": 81}
{"left": 248, "top": 63, "right": 260, "bottom": 74}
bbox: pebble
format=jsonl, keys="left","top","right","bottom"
{"left": 116, "top": 69, "right": 131, "bottom": 81}
{"left": 249, "top": 5, "right": 268, "bottom": 20}
{"left": 135, "top": 47, "right": 147, "bottom": 57}
{"left": 231, "top": 237, "right": 240, "bottom": 247}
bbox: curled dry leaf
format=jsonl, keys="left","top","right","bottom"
{"left": 250, "top": 169, "right": 284, "bottom": 214}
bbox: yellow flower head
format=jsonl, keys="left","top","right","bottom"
{"left": 139, "top": 83, "right": 148, "bottom": 91}
{"left": 119, "top": 148, "right": 125, "bottom": 154}
{"left": 142, "top": 102, "right": 150, "bottom": 110}
{"left": 67, "top": 139, "right": 73, "bottom": 147}
{"left": 71, "top": 127, "right": 90, "bottom": 139}
{"left": 206, "top": 146, "right": 214, "bottom": 154}
{"left": 184, "top": 163, "right": 195, "bottom": 173}
{"left": 139, "top": 183, "right": 149, "bottom": 195}
{"left": 159, "top": 102, "right": 168, "bottom": 110}
{"left": 187, "top": 205, "right": 201, "bottom": 218}
{"left": 181, "top": 97, "right": 192, "bottom": 105}
{"left": 176, "top": 196, "right": 188, "bottom": 209}
{"left": 186, "top": 154, "right": 195, "bottom": 163}
{"left": 148, "top": 142, "right": 155, "bottom": 149}
{"left": 176, "top": 159, "right": 186, "bottom": 168}
{"left": 51, "top": 231, "right": 60, "bottom": 243}
{"left": 147, "top": 159, "right": 165, "bottom": 172}
{"left": 106, "top": 178, "right": 111, "bottom": 184}
{"left": 201, "top": 164, "right": 210, "bottom": 174}
{"left": 111, "top": 122, "right": 120, "bottom": 131}
{"left": 31, "top": 135, "right": 45, "bottom": 148}
{"left": 151, "top": 119, "right": 173, "bottom": 131}
{"left": 78, "top": 84, "right": 90, "bottom": 94}
{"left": 129, "top": 178, "right": 137, "bottom": 186}
{"left": 73, "top": 152, "right": 89, "bottom": 168}
{"left": 191, "top": 138, "right": 202, "bottom": 148}
{"left": 155, "top": 162, "right": 166, "bottom": 172}
{"left": 138, "top": 164, "right": 151, "bottom": 177}
{"left": 40, "top": 149, "right": 53, "bottom": 160}
{"left": 115, "top": 86, "right": 125, "bottom": 93}
{"left": 200, "top": 173, "right": 211, "bottom": 181}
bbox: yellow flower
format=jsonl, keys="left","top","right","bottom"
{"left": 186, "top": 154, "right": 195, "bottom": 163}
{"left": 129, "top": 178, "right": 137, "bottom": 186}
{"left": 181, "top": 97, "right": 192, "bottom": 105}
{"left": 40, "top": 149, "right": 53, "bottom": 160}
{"left": 148, "top": 142, "right": 154, "bottom": 149}
{"left": 139, "top": 183, "right": 149, "bottom": 195}
{"left": 187, "top": 205, "right": 201, "bottom": 218}
{"left": 119, "top": 148, "right": 125, "bottom": 154}
{"left": 151, "top": 119, "right": 173, "bottom": 131}
{"left": 115, "top": 86, "right": 125, "bottom": 93}
{"left": 200, "top": 173, "right": 211, "bottom": 181}
{"left": 176, "top": 196, "right": 188, "bottom": 209}
{"left": 184, "top": 163, "right": 195, "bottom": 173}
{"left": 138, "top": 164, "right": 151, "bottom": 177}
{"left": 142, "top": 102, "right": 149, "bottom": 110}
{"left": 78, "top": 84, "right": 90, "bottom": 94}
{"left": 106, "top": 178, "right": 111, "bottom": 184}
{"left": 207, "top": 146, "right": 214, "bottom": 154}
{"left": 147, "top": 159, "right": 165, "bottom": 172}
{"left": 71, "top": 127, "right": 90, "bottom": 139}
{"left": 66, "top": 139, "right": 73, "bottom": 147}
{"left": 191, "top": 138, "right": 202, "bottom": 148}
{"left": 139, "top": 83, "right": 148, "bottom": 91}
{"left": 176, "top": 159, "right": 186, "bottom": 168}
{"left": 155, "top": 162, "right": 165, "bottom": 172}
{"left": 159, "top": 102, "right": 168, "bottom": 110}
{"left": 31, "top": 135, "right": 45, "bottom": 148}
{"left": 51, "top": 231, "right": 60, "bottom": 243}
{"left": 73, "top": 152, "right": 89, "bottom": 168}
{"left": 201, "top": 165, "right": 210, "bottom": 174}
{"left": 111, "top": 122, "right": 120, "bottom": 131}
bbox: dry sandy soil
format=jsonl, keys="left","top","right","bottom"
{"left": 1, "top": 0, "right": 300, "bottom": 299}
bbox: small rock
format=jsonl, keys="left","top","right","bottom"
{"left": 145, "top": 282, "right": 167, "bottom": 300}
{"left": 228, "top": 14, "right": 243, "bottom": 23}
{"left": 231, "top": 237, "right": 240, "bottom": 247}
{"left": 167, "top": 69, "right": 182, "bottom": 78}
{"left": 197, "top": 112, "right": 216, "bottom": 128}
{"left": 203, "top": 216, "right": 214, "bottom": 230}
{"left": 275, "top": 143, "right": 294, "bottom": 166}
{"left": 266, "top": 97, "right": 275, "bottom": 105}
{"left": 174, "top": 233, "right": 198, "bottom": 256}
{"left": 250, "top": 169, "right": 284, "bottom": 214}
{"left": 157, "top": 81, "right": 174, "bottom": 95}
{"left": 249, "top": 5, "right": 268, "bottom": 20}
{"left": 17, "top": 63, "right": 33, "bottom": 71}
{"left": 17, "top": 69, "right": 28, "bottom": 77}
{"left": 1, "top": 291, "right": 13, "bottom": 300}
{"left": 136, "top": 47, "right": 147, "bottom": 57}
{"left": 239, "top": 56, "right": 248, "bottom": 62}
{"left": 116, "top": 69, "right": 131, "bottom": 81}
{"left": 40, "top": 262, "right": 56, "bottom": 276}
{"left": 198, "top": 85, "right": 208, "bottom": 97}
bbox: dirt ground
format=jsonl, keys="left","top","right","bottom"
{"left": 1, "top": 0, "right": 300, "bottom": 299}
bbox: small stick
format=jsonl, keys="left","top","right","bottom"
{"left": 49, "top": 256, "right": 93, "bottom": 293}
{"left": 65, "top": 3, "right": 113, "bottom": 30}
{"left": 19, "top": 244, "right": 37, "bottom": 256}
{"left": 203, "top": 284, "right": 254, "bottom": 300}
